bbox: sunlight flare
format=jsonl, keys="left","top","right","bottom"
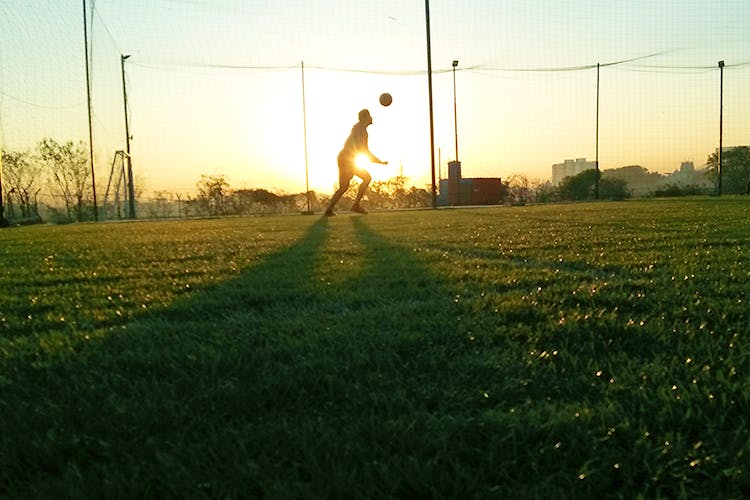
{"left": 355, "top": 153, "right": 371, "bottom": 169}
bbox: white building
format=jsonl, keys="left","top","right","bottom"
{"left": 551, "top": 158, "right": 597, "bottom": 185}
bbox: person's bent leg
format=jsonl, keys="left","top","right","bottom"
{"left": 325, "top": 183, "right": 348, "bottom": 215}
{"left": 325, "top": 166, "right": 353, "bottom": 215}
{"left": 351, "top": 168, "right": 371, "bottom": 211}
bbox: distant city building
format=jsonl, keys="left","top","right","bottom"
{"left": 669, "top": 161, "right": 697, "bottom": 185}
{"left": 672, "top": 161, "right": 712, "bottom": 188}
{"left": 551, "top": 158, "right": 597, "bottom": 185}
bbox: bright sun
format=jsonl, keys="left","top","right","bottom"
{"left": 355, "top": 154, "right": 371, "bottom": 169}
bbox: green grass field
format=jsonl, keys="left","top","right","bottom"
{"left": 2, "top": 198, "right": 749, "bottom": 498}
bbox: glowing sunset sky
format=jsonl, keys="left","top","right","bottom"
{"left": 1, "top": 0, "right": 748, "bottom": 195}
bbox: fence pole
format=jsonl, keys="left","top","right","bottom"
{"left": 83, "top": 0, "right": 98, "bottom": 220}
{"left": 425, "top": 0, "right": 437, "bottom": 209}
{"left": 595, "top": 62, "right": 600, "bottom": 200}
{"left": 0, "top": 143, "right": 7, "bottom": 227}
{"left": 718, "top": 60, "right": 724, "bottom": 196}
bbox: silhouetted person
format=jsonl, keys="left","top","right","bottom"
{"left": 324, "top": 109, "right": 387, "bottom": 216}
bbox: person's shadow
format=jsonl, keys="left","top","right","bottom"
{"left": 2, "top": 216, "right": 480, "bottom": 497}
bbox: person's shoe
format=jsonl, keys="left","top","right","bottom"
{"left": 324, "top": 209, "right": 336, "bottom": 216}
{"left": 351, "top": 204, "right": 368, "bottom": 214}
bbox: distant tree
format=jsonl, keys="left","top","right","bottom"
{"left": 231, "top": 188, "right": 296, "bottom": 214}
{"left": 403, "top": 186, "right": 431, "bottom": 208}
{"left": 37, "top": 138, "right": 93, "bottom": 222}
{"left": 653, "top": 184, "right": 708, "bottom": 197}
{"left": 370, "top": 174, "right": 408, "bottom": 209}
{"left": 558, "top": 168, "right": 597, "bottom": 200}
{"left": 195, "top": 174, "right": 230, "bottom": 215}
{"left": 599, "top": 178, "right": 630, "bottom": 200}
{"left": 191, "top": 172, "right": 426, "bottom": 217}
{"left": 505, "top": 174, "right": 547, "bottom": 205}
{"left": 232, "top": 189, "right": 256, "bottom": 214}
{"left": 559, "top": 169, "right": 631, "bottom": 201}
{"left": 366, "top": 174, "right": 430, "bottom": 209}
{"left": 533, "top": 181, "right": 558, "bottom": 204}
{"left": 706, "top": 147, "right": 750, "bottom": 194}
{"left": 144, "top": 190, "right": 174, "bottom": 218}
{"left": 249, "top": 188, "right": 283, "bottom": 206}
{"left": 559, "top": 169, "right": 630, "bottom": 201}
{"left": 1, "top": 149, "right": 42, "bottom": 219}
{"left": 603, "top": 165, "right": 663, "bottom": 197}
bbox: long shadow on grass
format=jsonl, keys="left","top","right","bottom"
{"left": 2, "top": 215, "right": 743, "bottom": 498}
{"left": 1, "top": 215, "right": 534, "bottom": 498}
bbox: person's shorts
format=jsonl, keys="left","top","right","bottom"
{"left": 337, "top": 153, "right": 370, "bottom": 185}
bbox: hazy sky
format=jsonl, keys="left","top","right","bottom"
{"left": 1, "top": 0, "right": 749, "bottom": 195}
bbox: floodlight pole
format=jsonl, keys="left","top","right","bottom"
{"left": 452, "top": 60, "right": 459, "bottom": 162}
{"left": 121, "top": 54, "right": 136, "bottom": 219}
{"left": 718, "top": 60, "right": 724, "bottom": 196}
{"left": 83, "top": 0, "right": 98, "bottom": 220}
{"left": 301, "top": 61, "right": 313, "bottom": 214}
{"left": 425, "top": 0, "right": 437, "bottom": 209}
{"left": 595, "top": 62, "right": 600, "bottom": 200}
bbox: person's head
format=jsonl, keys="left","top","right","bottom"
{"left": 358, "top": 109, "right": 373, "bottom": 125}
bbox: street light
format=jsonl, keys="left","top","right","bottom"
{"left": 120, "top": 54, "right": 136, "bottom": 218}
{"left": 452, "top": 60, "right": 459, "bottom": 162}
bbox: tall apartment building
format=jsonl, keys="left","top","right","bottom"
{"left": 551, "top": 158, "right": 597, "bottom": 185}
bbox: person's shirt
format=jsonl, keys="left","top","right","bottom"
{"left": 340, "top": 121, "right": 377, "bottom": 162}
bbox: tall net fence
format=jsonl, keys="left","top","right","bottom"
{"left": 1, "top": 0, "right": 748, "bottom": 218}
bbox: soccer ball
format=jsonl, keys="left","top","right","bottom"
{"left": 379, "top": 92, "right": 393, "bottom": 107}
